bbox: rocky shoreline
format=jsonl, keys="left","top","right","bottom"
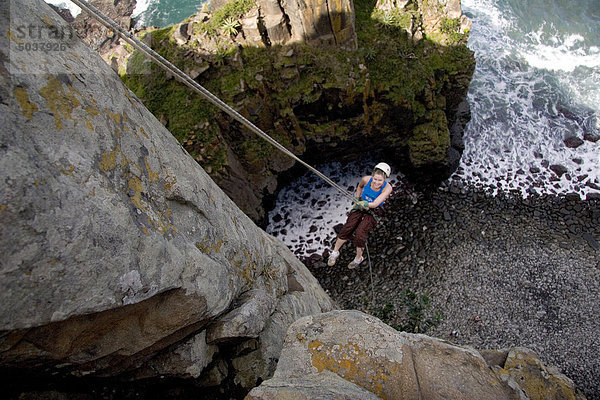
{"left": 303, "top": 178, "right": 599, "bottom": 399}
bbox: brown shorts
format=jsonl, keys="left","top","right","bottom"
{"left": 337, "top": 211, "right": 377, "bottom": 248}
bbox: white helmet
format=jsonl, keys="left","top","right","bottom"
{"left": 374, "top": 162, "right": 391, "bottom": 178}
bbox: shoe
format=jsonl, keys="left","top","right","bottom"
{"left": 347, "top": 257, "right": 364, "bottom": 269}
{"left": 327, "top": 250, "right": 339, "bottom": 266}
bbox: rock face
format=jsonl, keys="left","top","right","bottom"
{"left": 71, "top": 0, "right": 137, "bottom": 53}
{"left": 1, "top": 0, "right": 334, "bottom": 389}
{"left": 247, "top": 311, "right": 586, "bottom": 400}
{"left": 375, "top": 0, "right": 472, "bottom": 44}
{"left": 211, "top": 0, "right": 358, "bottom": 49}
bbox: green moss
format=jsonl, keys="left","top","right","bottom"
{"left": 198, "top": 0, "right": 256, "bottom": 37}
{"left": 371, "top": 8, "right": 413, "bottom": 30}
{"left": 407, "top": 109, "right": 450, "bottom": 166}
{"left": 236, "top": 138, "right": 272, "bottom": 162}
{"left": 121, "top": 48, "right": 223, "bottom": 171}
{"left": 119, "top": 0, "right": 474, "bottom": 186}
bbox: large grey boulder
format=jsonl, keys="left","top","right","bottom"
{"left": 0, "top": 0, "right": 334, "bottom": 386}
{"left": 247, "top": 311, "right": 585, "bottom": 399}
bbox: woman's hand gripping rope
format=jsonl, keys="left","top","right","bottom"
{"left": 352, "top": 197, "right": 369, "bottom": 211}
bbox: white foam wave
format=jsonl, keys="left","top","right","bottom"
{"left": 44, "top": 0, "right": 81, "bottom": 18}
{"left": 462, "top": 0, "right": 512, "bottom": 30}
{"left": 456, "top": 0, "right": 600, "bottom": 200}
{"left": 521, "top": 32, "right": 600, "bottom": 72}
{"left": 132, "top": 0, "right": 152, "bottom": 18}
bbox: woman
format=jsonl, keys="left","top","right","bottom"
{"left": 327, "top": 162, "right": 393, "bottom": 269}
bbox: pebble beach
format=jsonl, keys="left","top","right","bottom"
{"left": 299, "top": 178, "right": 600, "bottom": 399}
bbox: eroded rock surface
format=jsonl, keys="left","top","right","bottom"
{"left": 1, "top": 0, "right": 334, "bottom": 388}
{"left": 210, "top": 0, "right": 358, "bottom": 49}
{"left": 247, "top": 311, "right": 586, "bottom": 400}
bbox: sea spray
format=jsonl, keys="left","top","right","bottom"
{"left": 456, "top": 0, "right": 600, "bottom": 199}
{"left": 44, "top": 0, "right": 81, "bottom": 17}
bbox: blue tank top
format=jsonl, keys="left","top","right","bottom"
{"left": 361, "top": 177, "right": 387, "bottom": 206}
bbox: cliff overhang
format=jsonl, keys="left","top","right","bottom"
{"left": 75, "top": 0, "right": 475, "bottom": 223}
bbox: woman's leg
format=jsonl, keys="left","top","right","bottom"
{"left": 354, "top": 246, "right": 364, "bottom": 260}
{"left": 328, "top": 211, "right": 362, "bottom": 266}
{"left": 348, "top": 215, "right": 377, "bottom": 268}
{"left": 337, "top": 211, "right": 363, "bottom": 242}
{"left": 333, "top": 237, "right": 347, "bottom": 252}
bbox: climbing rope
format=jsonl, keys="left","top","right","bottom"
{"left": 70, "top": 0, "right": 377, "bottom": 301}
{"left": 69, "top": 0, "right": 354, "bottom": 201}
{"left": 365, "top": 242, "right": 376, "bottom": 303}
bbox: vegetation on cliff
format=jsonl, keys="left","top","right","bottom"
{"left": 120, "top": 0, "right": 475, "bottom": 220}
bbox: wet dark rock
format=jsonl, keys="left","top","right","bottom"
{"left": 564, "top": 136, "right": 584, "bottom": 148}
{"left": 577, "top": 175, "right": 588, "bottom": 182}
{"left": 582, "top": 233, "right": 599, "bottom": 250}
{"left": 584, "top": 133, "right": 600, "bottom": 142}
{"left": 549, "top": 164, "right": 568, "bottom": 177}
{"left": 586, "top": 193, "right": 600, "bottom": 200}
{"left": 586, "top": 182, "right": 600, "bottom": 191}
{"left": 333, "top": 223, "right": 344, "bottom": 234}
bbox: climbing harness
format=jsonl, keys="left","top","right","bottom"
{"left": 69, "top": 0, "right": 377, "bottom": 301}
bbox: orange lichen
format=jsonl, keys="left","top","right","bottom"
{"left": 128, "top": 176, "right": 145, "bottom": 211}
{"left": 139, "top": 127, "right": 149, "bottom": 139}
{"left": 99, "top": 145, "right": 121, "bottom": 172}
{"left": 144, "top": 157, "right": 160, "bottom": 183}
{"left": 308, "top": 339, "right": 401, "bottom": 399}
{"left": 14, "top": 87, "right": 38, "bottom": 119}
{"left": 39, "top": 76, "right": 81, "bottom": 130}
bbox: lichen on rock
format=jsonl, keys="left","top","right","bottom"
{"left": 248, "top": 311, "right": 587, "bottom": 400}
{"left": 1, "top": 0, "right": 334, "bottom": 390}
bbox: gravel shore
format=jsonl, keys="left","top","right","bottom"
{"left": 303, "top": 178, "right": 600, "bottom": 399}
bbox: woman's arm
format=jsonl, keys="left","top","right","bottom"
{"left": 355, "top": 176, "right": 370, "bottom": 198}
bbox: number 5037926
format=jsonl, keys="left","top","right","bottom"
{"left": 16, "top": 42, "right": 67, "bottom": 51}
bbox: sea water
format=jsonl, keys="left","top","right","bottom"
{"left": 132, "top": 0, "right": 207, "bottom": 27}
{"left": 457, "top": 0, "right": 600, "bottom": 199}
{"left": 42, "top": 0, "right": 207, "bottom": 27}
